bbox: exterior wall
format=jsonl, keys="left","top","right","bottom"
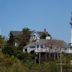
{"left": 15, "top": 42, "right": 18, "bottom": 47}
{"left": 23, "top": 44, "right": 69, "bottom": 54}
{"left": 23, "top": 44, "right": 47, "bottom": 53}
{"left": 64, "top": 48, "right": 72, "bottom": 53}
{"left": 23, "top": 47, "right": 35, "bottom": 53}
{"left": 46, "top": 36, "right": 51, "bottom": 40}
{"left": 35, "top": 47, "right": 49, "bottom": 52}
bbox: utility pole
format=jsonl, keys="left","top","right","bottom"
{"left": 39, "top": 52, "right": 41, "bottom": 64}
{"left": 35, "top": 53, "right": 37, "bottom": 64}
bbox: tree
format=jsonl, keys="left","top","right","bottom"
{"left": 7, "top": 32, "right": 15, "bottom": 48}
{"left": 17, "top": 28, "right": 31, "bottom": 51}
{"left": 2, "top": 33, "right": 16, "bottom": 56}
{"left": 0, "top": 35, "right": 5, "bottom": 48}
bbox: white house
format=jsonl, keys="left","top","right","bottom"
{"left": 10, "top": 29, "right": 51, "bottom": 47}
{"left": 23, "top": 39, "right": 68, "bottom": 53}
{"left": 10, "top": 29, "right": 69, "bottom": 54}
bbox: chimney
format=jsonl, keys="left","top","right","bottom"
{"left": 44, "top": 28, "right": 46, "bottom": 33}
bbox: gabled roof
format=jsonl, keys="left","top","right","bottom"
{"left": 10, "top": 31, "right": 22, "bottom": 37}
{"left": 45, "top": 39, "right": 68, "bottom": 48}
{"left": 24, "top": 39, "right": 68, "bottom": 49}
{"left": 10, "top": 30, "right": 51, "bottom": 37}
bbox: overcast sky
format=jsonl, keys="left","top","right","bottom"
{"left": 0, "top": 0, "right": 72, "bottom": 43}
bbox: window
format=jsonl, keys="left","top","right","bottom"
{"left": 30, "top": 46, "right": 35, "bottom": 48}
{"left": 37, "top": 45, "right": 39, "bottom": 48}
{"left": 41, "top": 45, "right": 43, "bottom": 48}
{"left": 33, "top": 35, "right": 35, "bottom": 37}
{"left": 25, "top": 49, "right": 27, "bottom": 52}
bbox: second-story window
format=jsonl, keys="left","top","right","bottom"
{"left": 37, "top": 45, "right": 39, "bottom": 48}
{"left": 41, "top": 45, "right": 43, "bottom": 48}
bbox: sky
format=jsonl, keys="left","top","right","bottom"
{"left": 0, "top": 0, "right": 72, "bottom": 43}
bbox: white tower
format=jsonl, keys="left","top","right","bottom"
{"left": 70, "top": 12, "right": 72, "bottom": 47}
{"left": 0, "top": 28, "right": 1, "bottom": 35}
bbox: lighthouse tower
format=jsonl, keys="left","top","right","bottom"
{"left": 70, "top": 12, "right": 72, "bottom": 47}
{"left": 0, "top": 28, "right": 1, "bottom": 35}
